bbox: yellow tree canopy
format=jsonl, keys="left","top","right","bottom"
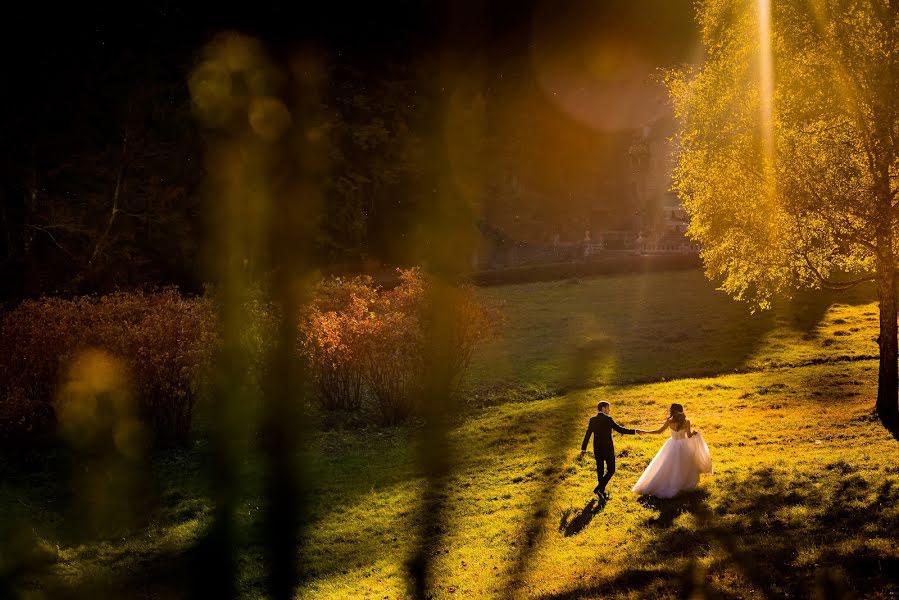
{"left": 669, "top": 0, "right": 898, "bottom": 310}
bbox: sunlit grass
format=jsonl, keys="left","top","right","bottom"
{"left": 2, "top": 270, "right": 895, "bottom": 598}
{"left": 297, "top": 361, "right": 897, "bottom": 598}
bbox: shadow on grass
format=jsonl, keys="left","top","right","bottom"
{"left": 784, "top": 285, "right": 875, "bottom": 334}
{"left": 15, "top": 535, "right": 263, "bottom": 600}
{"left": 558, "top": 497, "right": 606, "bottom": 537}
{"left": 637, "top": 488, "right": 709, "bottom": 529}
{"left": 0, "top": 423, "right": 447, "bottom": 598}
{"left": 473, "top": 275, "right": 877, "bottom": 395}
{"left": 539, "top": 468, "right": 899, "bottom": 599}
{"left": 63, "top": 550, "right": 193, "bottom": 600}
{"left": 504, "top": 335, "right": 619, "bottom": 592}
{"left": 0, "top": 283, "right": 885, "bottom": 599}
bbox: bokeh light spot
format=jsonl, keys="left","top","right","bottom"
{"left": 249, "top": 96, "right": 292, "bottom": 140}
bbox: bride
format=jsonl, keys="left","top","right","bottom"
{"left": 632, "top": 403, "right": 712, "bottom": 499}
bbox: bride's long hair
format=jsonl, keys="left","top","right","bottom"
{"left": 669, "top": 403, "right": 686, "bottom": 428}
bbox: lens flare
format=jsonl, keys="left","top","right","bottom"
{"left": 758, "top": 0, "right": 774, "bottom": 163}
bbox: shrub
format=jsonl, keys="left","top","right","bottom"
{"left": 355, "top": 270, "right": 426, "bottom": 424}
{"left": 220, "top": 287, "right": 280, "bottom": 395}
{"left": 300, "top": 269, "right": 499, "bottom": 424}
{"left": 0, "top": 290, "right": 218, "bottom": 447}
{"left": 299, "top": 277, "right": 375, "bottom": 412}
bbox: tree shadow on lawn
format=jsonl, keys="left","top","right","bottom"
{"left": 0, "top": 433, "right": 415, "bottom": 598}
{"left": 782, "top": 284, "right": 875, "bottom": 334}
{"left": 57, "top": 550, "right": 195, "bottom": 600}
{"left": 794, "top": 359, "right": 879, "bottom": 418}
{"left": 1, "top": 522, "right": 281, "bottom": 600}
{"left": 537, "top": 467, "right": 899, "bottom": 599}
{"left": 638, "top": 488, "right": 709, "bottom": 529}
{"left": 503, "top": 337, "right": 620, "bottom": 591}
{"left": 477, "top": 274, "right": 877, "bottom": 394}
{"left": 472, "top": 282, "right": 878, "bottom": 596}
{"left": 576, "top": 283, "right": 875, "bottom": 393}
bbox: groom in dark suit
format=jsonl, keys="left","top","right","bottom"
{"left": 580, "top": 401, "right": 640, "bottom": 499}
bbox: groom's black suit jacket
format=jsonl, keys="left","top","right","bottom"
{"left": 581, "top": 412, "right": 636, "bottom": 457}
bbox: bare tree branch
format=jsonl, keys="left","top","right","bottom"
{"left": 0, "top": 197, "right": 11, "bottom": 264}
{"left": 802, "top": 252, "right": 875, "bottom": 290}
{"left": 833, "top": 230, "right": 878, "bottom": 253}
{"left": 89, "top": 116, "right": 130, "bottom": 266}
{"left": 25, "top": 224, "right": 75, "bottom": 258}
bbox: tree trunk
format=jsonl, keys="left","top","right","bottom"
{"left": 876, "top": 253, "right": 899, "bottom": 440}
{"left": 89, "top": 136, "right": 127, "bottom": 267}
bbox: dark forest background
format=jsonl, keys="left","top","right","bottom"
{"left": 0, "top": 1, "right": 696, "bottom": 304}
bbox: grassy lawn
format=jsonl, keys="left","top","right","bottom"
{"left": 3, "top": 269, "right": 899, "bottom": 598}
{"left": 469, "top": 270, "right": 878, "bottom": 391}
{"left": 302, "top": 362, "right": 899, "bottom": 599}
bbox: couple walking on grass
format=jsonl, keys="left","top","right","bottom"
{"left": 579, "top": 401, "right": 713, "bottom": 500}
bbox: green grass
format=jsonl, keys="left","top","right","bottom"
{"left": 469, "top": 270, "right": 878, "bottom": 391}
{"left": 3, "top": 269, "right": 898, "bottom": 599}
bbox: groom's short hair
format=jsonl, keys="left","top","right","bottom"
{"left": 597, "top": 401, "right": 610, "bottom": 412}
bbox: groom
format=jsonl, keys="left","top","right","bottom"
{"left": 579, "top": 401, "right": 640, "bottom": 499}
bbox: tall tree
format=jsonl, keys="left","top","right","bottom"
{"left": 0, "top": 58, "right": 201, "bottom": 300}
{"left": 322, "top": 63, "right": 428, "bottom": 263}
{"left": 669, "top": 0, "right": 899, "bottom": 437}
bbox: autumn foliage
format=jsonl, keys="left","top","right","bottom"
{"left": 0, "top": 290, "right": 218, "bottom": 446}
{"left": 0, "top": 271, "right": 496, "bottom": 445}
{"left": 301, "top": 269, "right": 498, "bottom": 424}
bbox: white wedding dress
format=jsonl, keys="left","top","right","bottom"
{"left": 632, "top": 426, "right": 712, "bottom": 499}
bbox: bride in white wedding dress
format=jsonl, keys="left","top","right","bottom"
{"left": 632, "top": 403, "right": 712, "bottom": 499}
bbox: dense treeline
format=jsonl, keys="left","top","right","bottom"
{"left": 0, "top": 2, "right": 695, "bottom": 304}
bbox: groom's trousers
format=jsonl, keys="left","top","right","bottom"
{"left": 595, "top": 452, "right": 615, "bottom": 492}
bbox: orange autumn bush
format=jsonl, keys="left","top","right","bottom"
{"left": 0, "top": 290, "right": 218, "bottom": 446}
{"left": 301, "top": 269, "right": 499, "bottom": 424}
{"left": 299, "top": 276, "right": 375, "bottom": 412}
{"left": 0, "top": 272, "right": 496, "bottom": 446}
{"left": 352, "top": 270, "right": 426, "bottom": 424}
